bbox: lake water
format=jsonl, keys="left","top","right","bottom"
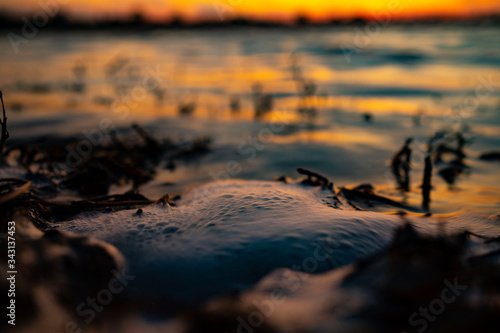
{"left": 1, "top": 25, "right": 499, "bottom": 214}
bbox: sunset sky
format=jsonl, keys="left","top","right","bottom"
{"left": 1, "top": 0, "right": 500, "bottom": 22}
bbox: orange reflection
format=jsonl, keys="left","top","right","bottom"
{"left": 272, "top": 129, "right": 389, "bottom": 147}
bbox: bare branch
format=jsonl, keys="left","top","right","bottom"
{"left": 0, "top": 90, "right": 9, "bottom": 160}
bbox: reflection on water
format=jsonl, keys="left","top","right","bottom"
{"left": 0, "top": 26, "right": 499, "bottom": 213}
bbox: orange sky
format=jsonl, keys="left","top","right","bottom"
{"left": 2, "top": 0, "right": 500, "bottom": 22}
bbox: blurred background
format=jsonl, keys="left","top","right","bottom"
{"left": 0, "top": 0, "right": 499, "bottom": 213}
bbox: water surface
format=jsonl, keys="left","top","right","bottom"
{"left": 1, "top": 25, "right": 499, "bottom": 213}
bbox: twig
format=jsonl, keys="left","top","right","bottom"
{"left": 0, "top": 181, "right": 32, "bottom": 205}
{"left": 0, "top": 90, "right": 10, "bottom": 160}
{"left": 422, "top": 154, "right": 432, "bottom": 210}
{"left": 464, "top": 230, "right": 500, "bottom": 243}
{"left": 297, "top": 167, "right": 330, "bottom": 187}
{"left": 391, "top": 138, "right": 413, "bottom": 192}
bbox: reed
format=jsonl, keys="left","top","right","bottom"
{"left": 0, "top": 90, "right": 10, "bottom": 160}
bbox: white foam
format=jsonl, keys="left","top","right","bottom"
{"left": 56, "top": 180, "right": 500, "bottom": 303}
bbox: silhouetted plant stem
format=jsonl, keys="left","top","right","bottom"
{"left": 391, "top": 138, "right": 413, "bottom": 192}
{"left": 0, "top": 90, "right": 9, "bottom": 160}
{"left": 402, "top": 147, "right": 411, "bottom": 192}
{"left": 422, "top": 153, "right": 433, "bottom": 210}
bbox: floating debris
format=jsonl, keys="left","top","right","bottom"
{"left": 391, "top": 138, "right": 412, "bottom": 192}
{"left": 16, "top": 81, "right": 52, "bottom": 94}
{"left": 156, "top": 194, "right": 176, "bottom": 206}
{"left": 252, "top": 82, "right": 274, "bottom": 119}
{"left": 289, "top": 53, "right": 318, "bottom": 118}
{"left": 273, "top": 175, "right": 289, "bottom": 183}
{"left": 297, "top": 167, "right": 331, "bottom": 188}
{"left": 352, "top": 183, "right": 375, "bottom": 194}
{"left": 479, "top": 151, "right": 500, "bottom": 161}
{"left": 179, "top": 101, "right": 197, "bottom": 116}
{"left": 152, "top": 87, "right": 166, "bottom": 106}
{"left": 229, "top": 95, "right": 241, "bottom": 113}
{"left": 362, "top": 112, "right": 373, "bottom": 123}
{"left": 339, "top": 184, "right": 416, "bottom": 211}
{"left": 433, "top": 131, "right": 471, "bottom": 185}
{"left": 2, "top": 122, "right": 210, "bottom": 198}
{"left": 412, "top": 109, "right": 424, "bottom": 127}
{"left": 11, "top": 102, "right": 23, "bottom": 112}
{"left": 437, "top": 164, "right": 467, "bottom": 186}
{"left": 93, "top": 95, "right": 114, "bottom": 106}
